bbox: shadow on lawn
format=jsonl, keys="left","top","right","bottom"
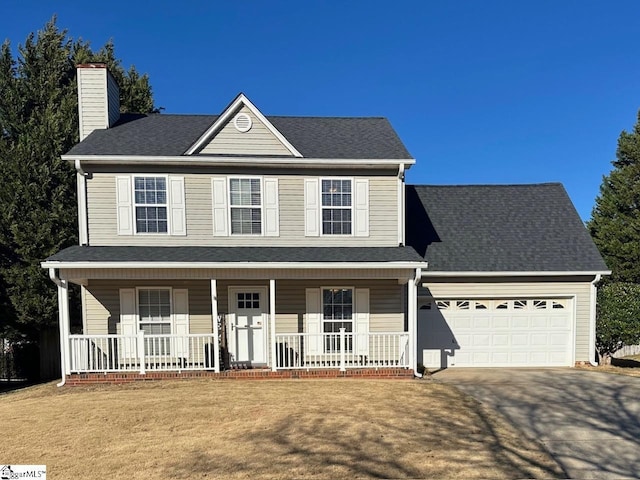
{"left": 612, "top": 357, "right": 640, "bottom": 368}
{"left": 0, "top": 380, "right": 41, "bottom": 395}
{"left": 167, "top": 385, "right": 563, "bottom": 479}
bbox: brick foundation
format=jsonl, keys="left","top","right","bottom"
{"left": 64, "top": 368, "right": 415, "bottom": 385}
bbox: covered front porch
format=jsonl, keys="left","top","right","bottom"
{"left": 42, "top": 246, "right": 425, "bottom": 382}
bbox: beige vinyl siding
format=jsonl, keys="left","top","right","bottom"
{"left": 84, "top": 284, "right": 113, "bottom": 335}
{"left": 86, "top": 173, "right": 398, "bottom": 246}
{"left": 78, "top": 68, "right": 107, "bottom": 141}
{"left": 199, "top": 106, "right": 293, "bottom": 156}
{"left": 83, "top": 279, "right": 405, "bottom": 336}
{"left": 278, "top": 279, "right": 404, "bottom": 333}
{"left": 213, "top": 279, "right": 403, "bottom": 332}
{"left": 84, "top": 280, "right": 213, "bottom": 336}
{"left": 420, "top": 279, "right": 593, "bottom": 362}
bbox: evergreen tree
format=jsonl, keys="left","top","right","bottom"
{"left": 589, "top": 110, "right": 640, "bottom": 283}
{"left": 589, "top": 110, "right": 640, "bottom": 362}
{"left": 0, "top": 17, "right": 155, "bottom": 341}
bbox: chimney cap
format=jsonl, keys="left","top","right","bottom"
{"left": 76, "top": 63, "right": 108, "bottom": 69}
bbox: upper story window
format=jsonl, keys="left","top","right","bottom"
{"left": 229, "top": 178, "right": 262, "bottom": 235}
{"left": 321, "top": 179, "right": 352, "bottom": 235}
{"left": 304, "top": 177, "right": 367, "bottom": 238}
{"left": 134, "top": 176, "right": 168, "bottom": 234}
{"left": 116, "top": 175, "right": 185, "bottom": 236}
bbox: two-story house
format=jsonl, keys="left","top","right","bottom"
{"left": 42, "top": 64, "right": 608, "bottom": 385}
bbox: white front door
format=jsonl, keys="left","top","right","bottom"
{"left": 228, "top": 287, "right": 267, "bottom": 365}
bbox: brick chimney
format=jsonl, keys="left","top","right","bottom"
{"left": 76, "top": 63, "right": 120, "bottom": 141}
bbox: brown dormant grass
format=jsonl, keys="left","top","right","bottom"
{"left": 0, "top": 379, "right": 563, "bottom": 479}
{"left": 576, "top": 355, "right": 640, "bottom": 378}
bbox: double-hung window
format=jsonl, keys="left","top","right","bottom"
{"left": 138, "top": 289, "right": 171, "bottom": 355}
{"left": 134, "top": 176, "right": 168, "bottom": 233}
{"left": 322, "top": 288, "right": 353, "bottom": 352}
{"left": 230, "top": 178, "right": 262, "bottom": 235}
{"left": 321, "top": 179, "right": 352, "bottom": 235}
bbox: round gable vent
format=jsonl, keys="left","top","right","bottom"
{"left": 233, "top": 113, "right": 252, "bottom": 133}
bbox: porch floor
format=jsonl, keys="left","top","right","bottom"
{"left": 65, "top": 368, "right": 414, "bottom": 385}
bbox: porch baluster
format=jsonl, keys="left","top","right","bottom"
{"left": 137, "top": 330, "right": 146, "bottom": 374}
{"left": 339, "top": 328, "right": 346, "bottom": 372}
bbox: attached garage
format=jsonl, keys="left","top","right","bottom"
{"left": 406, "top": 184, "right": 610, "bottom": 368}
{"left": 418, "top": 297, "right": 573, "bottom": 368}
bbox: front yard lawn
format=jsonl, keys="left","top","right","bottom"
{"left": 0, "top": 379, "right": 562, "bottom": 479}
{"left": 577, "top": 354, "right": 640, "bottom": 377}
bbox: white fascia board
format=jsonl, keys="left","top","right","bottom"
{"left": 60, "top": 154, "right": 416, "bottom": 168}
{"left": 184, "top": 93, "right": 303, "bottom": 157}
{"left": 41, "top": 261, "right": 428, "bottom": 270}
{"left": 421, "top": 270, "right": 611, "bottom": 278}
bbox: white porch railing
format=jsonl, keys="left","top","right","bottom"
{"left": 275, "top": 330, "right": 410, "bottom": 370}
{"left": 68, "top": 331, "right": 410, "bottom": 373}
{"left": 68, "top": 333, "right": 217, "bottom": 374}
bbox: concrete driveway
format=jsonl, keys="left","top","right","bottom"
{"left": 433, "top": 368, "right": 640, "bottom": 479}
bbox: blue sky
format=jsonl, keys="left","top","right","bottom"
{"left": 3, "top": 1, "right": 640, "bottom": 221}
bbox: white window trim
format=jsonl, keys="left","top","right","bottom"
{"left": 321, "top": 285, "right": 355, "bottom": 325}
{"left": 132, "top": 174, "right": 171, "bottom": 235}
{"left": 227, "top": 175, "right": 265, "bottom": 236}
{"left": 135, "top": 286, "right": 174, "bottom": 333}
{"left": 320, "top": 177, "right": 354, "bottom": 237}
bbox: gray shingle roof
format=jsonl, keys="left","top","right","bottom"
{"left": 406, "top": 183, "right": 609, "bottom": 273}
{"left": 44, "top": 246, "right": 424, "bottom": 264}
{"left": 65, "top": 114, "right": 413, "bottom": 159}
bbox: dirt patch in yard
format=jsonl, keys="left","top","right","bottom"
{"left": 0, "top": 379, "right": 563, "bottom": 479}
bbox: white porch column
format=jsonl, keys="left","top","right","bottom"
{"left": 211, "top": 279, "right": 220, "bottom": 373}
{"left": 56, "top": 279, "right": 71, "bottom": 378}
{"left": 270, "top": 279, "right": 277, "bottom": 372}
{"left": 408, "top": 274, "right": 417, "bottom": 373}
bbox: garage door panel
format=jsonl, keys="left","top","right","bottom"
{"left": 492, "top": 352, "right": 509, "bottom": 364}
{"left": 473, "top": 317, "right": 490, "bottom": 328}
{"left": 530, "top": 352, "right": 547, "bottom": 364}
{"left": 492, "top": 316, "right": 509, "bottom": 328}
{"left": 511, "top": 352, "right": 528, "bottom": 364}
{"left": 418, "top": 297, "right": 573, "bottom": 368}
{"left": 549, "top": 352, "right": 568, "bottom": 363}
{"left": 491, "top": 334, "right": 508, "bottom": 346}
{"left": 452, "top": 317, "right": 472, "bottom": 329}
{"left": 473, "top": 334, "right": 491, "bottom": 346}
{"left": 531, "top": 334, "right": 548, "bottom": 346}
{"left": 531, "top": 317, "right": 548, "bottom": 328}
{"left": 550, "top": 333, "right": 570, "bottom": 345}
{"left": 471, "top": 352, "right": 491, "bottom": 364}
{"left": 512, "top": 317, "right": 529, "bottom": 328}
{"left": 550, "top": 317, "right": 569, "bottom": 328}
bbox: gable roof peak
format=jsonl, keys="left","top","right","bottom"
{"left": 184, "top": 93, "right": 303, "bottom": 157}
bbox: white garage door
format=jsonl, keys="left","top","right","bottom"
{"left": 418, "top": 298, "right": 573, "bottom": 368}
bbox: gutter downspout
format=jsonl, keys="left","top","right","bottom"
{"left": 75, "top": 159, "right": 89, "bottom": 246}
{"left": 397, "top": 164, "right": 405, "bottom": 246}
{"left": 413, "top": 267, "right": 422, "bottom": 378}
{"left": 589, "top": 274, "right": 602, "bottom": 366}
{"left": 49, "top": 268, "right": 67, "bottom": 387}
